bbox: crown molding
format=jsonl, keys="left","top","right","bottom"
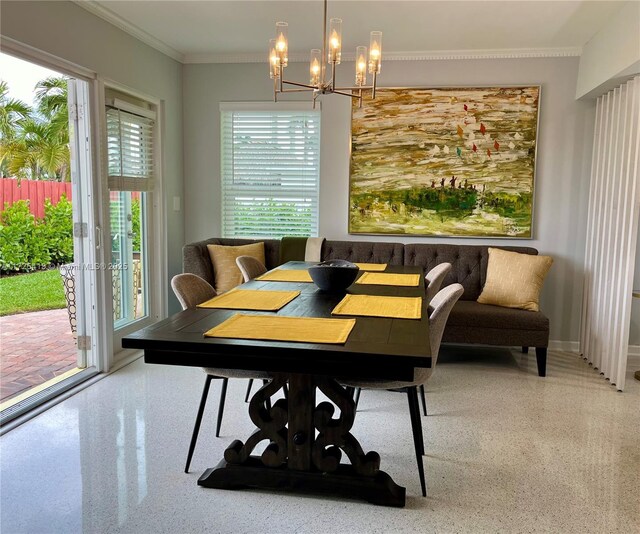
{"left": 184, "top": 47, "right": 582, "bottom": 64}
{"left": 69, "top": 3, "right": 582, "bottom": 66}
{"left": 72, "top": 0, "right": 185, "bottom": 63}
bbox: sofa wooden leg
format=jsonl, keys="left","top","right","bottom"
{"left": 522, "top": 346, "right": 529, "bottom": 354}
{"left": 535, "top": 347, "right": 547, "bottom": 377}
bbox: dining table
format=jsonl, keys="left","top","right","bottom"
{"left": 122, "top": 261, "right": 432, "bottom": 507}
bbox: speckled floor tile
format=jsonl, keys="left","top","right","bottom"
{"left": 1, "top": 347, "right": 638, "bottom": 533}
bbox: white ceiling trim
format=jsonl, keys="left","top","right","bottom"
{"left": 72, "top": 1, "right": 582, "bottom": 65}
{"left": 185, "top": 47, "right": 582, "bottom": 64}
{"left": 72, "top": 0, "right": 185, "bottom": 63}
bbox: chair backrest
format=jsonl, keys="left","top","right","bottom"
{"left": 424, "top": 262, "right": 452, "bottom": 305}
{"left": 236, "top": 255, "right": 267, "bottom": 282}
{"left": 428, "top": 283, "right": 464, "bottom": 361}
{"left": 171, "top": 273, "right": 217, "bottom": 310}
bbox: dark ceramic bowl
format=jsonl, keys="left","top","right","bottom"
{"left": 308, "top": 260, "right": 360, "bottom": 292}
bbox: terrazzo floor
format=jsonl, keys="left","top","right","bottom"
{"left": 1, "top": 346, "right": 638, "bottom": 533}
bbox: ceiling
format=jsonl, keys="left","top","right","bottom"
{"left": 80, "top": 1, "right": 626, "bottom": 63}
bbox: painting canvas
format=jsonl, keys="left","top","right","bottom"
{"left": 349, "top": 86, "right": 540, "bottom": 237}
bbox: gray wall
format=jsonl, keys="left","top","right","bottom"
{"left": 184, "top": 57, "right": 595, "bottom": 343}
{"left": 1, "top": 0, "right": 184, "bottom": 313}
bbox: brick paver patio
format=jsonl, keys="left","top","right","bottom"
{"left": 0, "top": 308, "right": 78, "bottom": 403}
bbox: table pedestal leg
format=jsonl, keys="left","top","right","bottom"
{"left": 197, "top": 373, "right": 406, "bottom": 507}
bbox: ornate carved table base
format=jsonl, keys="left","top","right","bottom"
{"left": 197, "top": 373, "right": 406, "bottom": 507}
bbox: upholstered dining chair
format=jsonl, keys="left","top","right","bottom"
{"left": 236, "top": 255, "right": 267, "bottom": 283}
{"left": 171, "top": 273, "right": 269, "bottom": 473}
{"left": 425, "top": 262, "right": 452, "bottom": 306}
{"left": 353, "top": 262, "right": 453, "bottom": 415}
{"left": 343, "top": 283, "right": 464, "bottom": 497}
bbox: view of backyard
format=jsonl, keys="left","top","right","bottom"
{"left": 1, "top": 54, "right": 147, "bottom": 408}
{"left": 0, "top": 58, "right": 79, "bottom": 405}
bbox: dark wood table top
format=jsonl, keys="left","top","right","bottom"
{"left": 122, "top": 262, "right": 431, "bottom": 382}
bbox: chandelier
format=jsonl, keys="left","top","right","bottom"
{"left": 269, "top": 0, "right": 382, "bottom": 108}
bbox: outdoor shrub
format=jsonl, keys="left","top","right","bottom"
{"left": 0, "top": 200, "right": 50, "bottom": 272}
{"left": 43, "top": 195, "right": 73, "bottom": 264}
{"left": 131, "top": 198, "right": 141, "bottom": 252}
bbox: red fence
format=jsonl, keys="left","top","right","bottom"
{"left": 0, "top": 178, "right": 72, "bottom": 219}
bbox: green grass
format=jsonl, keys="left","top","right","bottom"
{"left": 0, "top": 269, "right": 66, "bottom": 316}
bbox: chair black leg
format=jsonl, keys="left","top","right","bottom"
{"left": 354, "top": 387, "right": 361, "bottom": 409}
{"left": 407, "top": 387, "right": 427, "bottom": 497}
{"left": 283, "top": 383, "right": 289, "bottom": 400}
{"left": 419, "top": 384, "right": 427, "bottom": 416}
{"left": 215, "top": 378, "right": 229, "bottom": 438}
{"left": 244, "top": 379, "right": 253, "bottom": 402}
{"left": 185, "top": 374, "right": 213, "bottom": 473}
{"left": 522, "top": 346, "right": 529, "bottom": 354}
{"left": 535, "top": 347, "right": 547, "bottom": 377}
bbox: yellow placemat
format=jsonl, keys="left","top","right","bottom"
{"left": 204, "top": 314, "right": 356, "bottom": 344}
{"left": 197, "top": 289, "right": 300, "bottom": 311}
{"left": 354, "top": 263, "right": 387, "bottom": 271}
{"left": 332, "top": 294, "right": 422, "bottom": 320}
{"left": 355, "top": 272, "right": 421, "bottom": 287}
{"left": 256, "top": 269, "right": 313, "bottom": 283}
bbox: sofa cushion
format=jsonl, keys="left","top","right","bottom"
{"left": 477, "top": 248, "right": 553, "bottom": 311}
{"left": 206, "top": 242, "right": 265, "bottom": 293}
{"left": 404, "top": 244, "right": 539, "bottom": 301}
{"left": 447, "top": 300, "right": 549, "bottom": 331}
{"left": 183, "top": 238, "right": 280, "bottom": 287}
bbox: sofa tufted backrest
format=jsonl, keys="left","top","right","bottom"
{"left": 321, "top": 240, "right": 404, "bottom": 265}
{"left": 183, "top": 238, "right": 281, "bottom": 287}
{"left": 183, "top": 238, "right": 537, "bottom": 300}
{"left": 404, "top": 244, "right": 538, "bottom": 300}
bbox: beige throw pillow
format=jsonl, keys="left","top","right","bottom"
{"left": 477, "top": 248, "right": 553, "bottom": 312}
{"left": 207, "top": 242, "right": 265, "bottom": 294}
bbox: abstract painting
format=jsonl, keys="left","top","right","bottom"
{"left": 349, "top": 86, "right": 540, "bottom": 237}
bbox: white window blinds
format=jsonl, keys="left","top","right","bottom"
{"left": 106, "top": 104, "right": 155, "bottom": 191}
{"left": 220, "top": 108, "right": 320, "bottom": 238}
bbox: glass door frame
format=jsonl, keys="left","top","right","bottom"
{"left": 0, "top": 38, "right": 105, "bottom": 427}
{"left": 97, "top": 79, "right": 167, "bottom": 368}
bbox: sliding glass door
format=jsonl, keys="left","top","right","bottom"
{"left": 105, "top": 88, "right": 161, "bottom": 357}
{"left": 0, "top": 56, "right": 100, "bottom": 424}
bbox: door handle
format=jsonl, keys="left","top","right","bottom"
{"left": 95, "top": 226, "right": 102, "bottom": 250}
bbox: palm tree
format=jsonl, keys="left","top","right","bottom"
{"left": 0, "top": 80, "right": 32, "bottom": 177}
{"left": 34, "top": 76, "right": 70, "bottom": 181}
{"left": 2, "top": 117, "right": 69, "bottom": 180}
{"left": 0, "top": 77, "right": 70, "bottom": 181}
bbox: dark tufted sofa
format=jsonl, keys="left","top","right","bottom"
{"left": 183, "top": 238, "right": 549, "bottom": 377}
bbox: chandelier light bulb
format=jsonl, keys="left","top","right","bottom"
{"left": 369, "top": 31, "right": 382, "bottom": 74}
{"left": 275, "top": 22, "right": 289, "bottom": 67}
{"left": 328, "top": 18, "right": 342, "bottom": 64}
{"left": 355, "top": 46, "right": 367, "bottom": 86}
{"left": 310, "top": 49, "right": 322, "bottom": 86}
{"left": 269, "top": 39, "right": 279, "bottom": 79}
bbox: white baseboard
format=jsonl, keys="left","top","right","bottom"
{"left": 549, "top": 340, "right": 640, "bottom": 356}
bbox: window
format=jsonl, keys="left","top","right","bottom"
{"left": 220, "top": 104, "right": 320, "bottom": 238}
{"left": 106, "top": 100, "right": 155, "bottom": 192}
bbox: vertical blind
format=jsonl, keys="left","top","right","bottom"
{"left": 106, "top": 107, "right": 155, "bottom": 191}
{"left": 220, "top": 109, "right": 320, "bottom": 238}
{"left": 580, "top": 75, "right": 640, "bottom": 391}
